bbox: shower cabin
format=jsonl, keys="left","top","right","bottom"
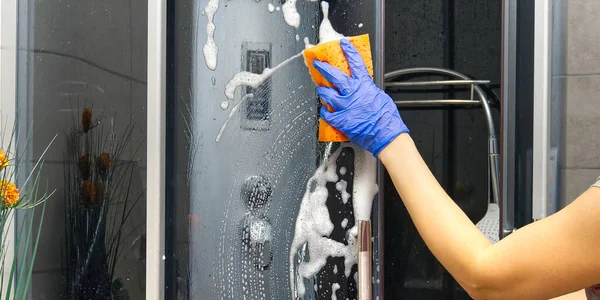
{"left": 0, "top": 0, "right": 556, "bottom": 297}
{"left": 161, "top": 0, "right": 506, "bottom": 299}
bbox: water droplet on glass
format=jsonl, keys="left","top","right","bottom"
{"left": 221, "top": 101, "right": 229, "bottom": 110}
{"left": 212, "top": 76, "right": 216, "bottom": 85}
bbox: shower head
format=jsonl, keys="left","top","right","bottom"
{"left": 475, "top": 203, "right": 500, "bottom": 244}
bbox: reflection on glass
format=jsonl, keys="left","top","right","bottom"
{"left": 15, "top": 0, "right": 148, "bottom": 298}
{"left": 61, "top": 106, "right": 145, "bottom": 299}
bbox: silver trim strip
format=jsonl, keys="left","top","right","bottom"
{"left": 146, "top": 0, "right": 166, "bottom": 298}
{"left": 532, "top": 0, "right": 552, "bottom": 220}
{"left": 501, "top": 0, "right": 517, "bottom": 237}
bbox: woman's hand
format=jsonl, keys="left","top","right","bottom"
{"left": 312, "top": 38, "right": 409, "bottom": 157}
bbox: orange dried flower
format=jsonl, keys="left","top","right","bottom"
{"left": 81, "top": 180, "right": 96, "bottom": 205}
{"left": 0, "top": 149, "right": 8, "bottom": 170}
{"left": 97, "top": 152, "right": 114, "bottom": 173}
{"left": 82, "top": 108, "right": 92, "bottom": 132}
{"left": 0, "top": 179, "right": 19, "bottom": 207}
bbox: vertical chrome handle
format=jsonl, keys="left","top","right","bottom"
{"left": 358, "top": 220, "right": 372, "bottom": 300}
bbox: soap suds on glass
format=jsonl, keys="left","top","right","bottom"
{"left": 341, "top": 218, "right": 348, "bottom": 228}
{"left": 267, "top": 3, "right": 275, "bottom": 13}
{"left": 225, "top": 1, "right": 344, "bottom": 101}
{"left": 318, "top": 2, "right": 344, "bottom": 44}
{"left": 303, "top": 37, "right": 314, "bottom": 49}
{"left": 331, "top": 283, "right": 340, "bottom": 300}
{"left": 216, "top": 94, "right": 253, "bottom": 142}
{"left": 282, "top": 0, "right": 300, "bottom": 28}
{"left": 224, "top": 52, "right": 303, "bottom": 100}
{"left": 351, "top": 146, "right": 378, "bottom": 220}
{"left": 335, "top": 179, "right": 350, "bottom": 204}
{"left": 289, "top": 148, "right": 358, "bottom": 298}
{"left": 202, "top": 0, "right": 219, "bottom": 70}
{"left": 220, "top": 100, "right": 229, "bottom": 110}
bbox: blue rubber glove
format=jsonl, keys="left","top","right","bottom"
{"left": 313, "top": 38, "right": 410, "bottom": 157}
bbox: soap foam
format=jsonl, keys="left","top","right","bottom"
{"left": 215, "top": 93, "right": 253, "bottom": 142}
{"left": 220, "top": 100, "right": 229, "bottom": 110}
{"left": 289, "top": 148, "right": 358, "bottom": 298}
{"left": 351, "top": 146, "right": 378, "bottom": 220}
{"left": 318, "top": 2, "right": 344, "bottom": 44}
{"left": 282, "top": 0, "right": 300, "bottom": 28}
{"left": 288, "top": 3, "right": 378, "bottom": 297}
{"left": 303, "top": 37, "right": 314, "bottom": 49}
{"left": 202, "top": 0, "right": 219, "bottom": 70}
{"left": 331, "top": 283, "right": 340, "bottom": 300}
{"left": 335, "top": 179, "right": 350, "bottom": 204}
{"left": 226, "top": 0, "right": 343, "bottom": 101}
{"left": 267, "top": 3, "right": 275, "bottom": 12}
{"left": 224, "top": 52, "right": 303, "bottom": 100}
{"left": 341, "top": 218, "right": 348, "bottom": 228}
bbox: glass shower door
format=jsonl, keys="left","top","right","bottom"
{"left": 165, "top": 0, "right": 383, "bottom": 299}
{"left": 8, "top": 0, "right": 149, "bottom": 298}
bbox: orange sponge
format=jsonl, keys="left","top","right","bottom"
{"left": 303, "top": 34, "right": 374, "bottom": 142}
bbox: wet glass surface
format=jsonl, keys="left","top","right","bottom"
{"left": 167, "top": 0, "right": 380, "bottom": 299}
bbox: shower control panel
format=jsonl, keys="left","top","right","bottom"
{"left": 241, "top": 42, "right": 272, "bottom": 131}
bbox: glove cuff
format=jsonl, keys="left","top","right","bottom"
{"left": 371, "top": 127, "right": 410, "bottom": 157}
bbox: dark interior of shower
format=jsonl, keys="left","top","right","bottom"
{"left": 383, "top": 1, "right": 501, "bottom": 299}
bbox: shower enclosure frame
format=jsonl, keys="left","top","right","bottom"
{"left": 147, "top": 0, "right": 166, "bottom": 298}
{"left": 0, "top": 0, "right": 552, "bottom": 298}
{"left": 501, "top": 0, "right": 552, "bottom": 237}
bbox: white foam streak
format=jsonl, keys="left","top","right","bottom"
{"left": 303, "top": 37, "right": 314, "bottom": 49}
{"left": 289, "top": 149, "right": 359, "bottom": 297}
{"left": 318, "top": 2, "right": 344, "bottom": 44}
{"left": 215, "top": 94, "right": 253, "bottom": 142}
{"left": 224, "top": 52, "right": 303, "bottom": 100}
{"left": 282, "top": 0, "right": 300, "bottom": 28}
{"left": 202, "top": 0, "right": 219, "bottom": 70}
{"left": 331, "top": 283, "right": 340, "bottom": 300}
{"left": 352, "top": 147, "right": 378, "bottom": 220}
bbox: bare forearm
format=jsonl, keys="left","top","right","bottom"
{"left": 378, "top": 134, "right": 492, "bottom": 286}
{"left": 378, "top": 133, "right": 600, "bottom": 299}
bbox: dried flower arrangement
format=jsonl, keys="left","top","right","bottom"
{"left": 62, "top": 106, "right": 144, "bottom": 300}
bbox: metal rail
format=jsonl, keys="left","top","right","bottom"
{"left": 394, "top": 99, "right": 480, "bottom": 107}
{"left": 384, "top": 67, "right": 500, "bottom": 211}
{"left": 386, "top": 79, "right": 490, "bottom": 87}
